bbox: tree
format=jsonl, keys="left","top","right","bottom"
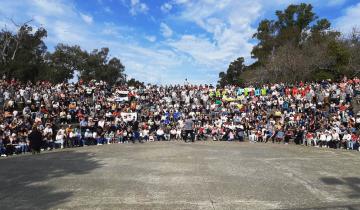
{"left": 251, "top": 3, "right": 324, "bottom": 66}
{"left": 251, "top": 19, "right": 276, "bottom": 64}
{"left": 0, "top": 19, "right": 129, "bottom": 84}
{"left": 127, "top": 78, "right": 144, "bottom": 87}
{"left": 222, "top": 3, "right": 354, "bottom": 85}
{"left": 342, "top": 28, "right": 360, "bottom": 77}
{"left": 45, "top": 44, "right": 86, "bottom": 83}
{"left": 0, "top": 20, "right": 48, "bottom": 81}
{"left": 78, "top": 47, "right": 126, "bottom": 84}
{"left": 218, "top": 57, "right": 246, "bottom": 87}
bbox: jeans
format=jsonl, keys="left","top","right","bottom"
{"left": 157, "top": 135, "right": 165, "bottom": 141}
{"left": 0, "top": 145, "right": 6, "bottom": 155}
{"left": 97, "top": 138, "right": 106, "bottom": 144}
{"left": 17, "top": 144, "right": 28, "bottom": 153}
{"left": 133, "top": 131, "right": 140, "bottom": 143}
{"left": 117, "top": 136, "right": 123, "bottom": 143}
{"left": 347, "top": 141, "right": 354, "bottom": 150}
{"left": 55, "top": 139, "right": 64, "bottom": 148}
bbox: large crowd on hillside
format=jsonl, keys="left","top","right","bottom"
{"left": 1, "top": 75, "right": 360, "bottom": 157}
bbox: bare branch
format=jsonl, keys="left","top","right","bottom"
{"left": 9, "top": 18, "right": 33, "bottom": 28}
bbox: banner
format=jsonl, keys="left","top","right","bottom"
{"left": 120, "top": 112, "right": 137, "bottom": 122}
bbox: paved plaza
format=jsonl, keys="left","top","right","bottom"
{"left": 1, "top": 142, "right": 360, "bottom": 210}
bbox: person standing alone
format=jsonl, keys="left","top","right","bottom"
{"left": 183, "top": 116, "right": 195, "bottom": 142}
{"left": 28, "top": 127, "right": 43, "bottom": 154}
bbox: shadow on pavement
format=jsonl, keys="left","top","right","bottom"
{"left": 320, "top": 177, "right": 360, "bottom": 199}
{"left": 278, "top": 204, "right": 360, "bottom": 210}
{"left": 272, "top": 177, "right": 360, "bottom": 210}
{"left": 0, "top": 151, "right": 102, "bottom": 210}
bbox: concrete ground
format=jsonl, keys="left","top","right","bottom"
{"left": 0, "top": 142, "right": 360, "bottom": 210}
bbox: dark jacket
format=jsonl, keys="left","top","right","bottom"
{"left": 28, "top": 130, "right": 43, "bottom": 151}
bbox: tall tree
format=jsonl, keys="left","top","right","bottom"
{"left": 79, "top": 47, "right": 125, "bottom": 84}
{"left": 222, "top": 3, "right": 353, "bottom": 85}
{"left": 45, "top": 44, "right": 86, "bottom": 83}
{"left": 0, "top": 20, "right": 48, "bottom": 81}
{"left": 251, "top": 3, "right": 321, "bottom": 65}
{"left": 218, "top": 57, "right": 246, "bottom": 87}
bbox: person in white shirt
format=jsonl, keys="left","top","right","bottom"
{"left": 142, "top": 128, "right": 149, "bottom": 141}
{"left": 43, "top": 124, "right": 54, "bottom": 150}
{"left": 170, "top": 128, "right": 177, "bottom": 140}
{"left": 156, "top": 128, "right": 165, "bottom": 141}
{"left": 342, "top": 132, "right": 352, "bottom": 150}
{"left": 319, "top": 131, "right": 327, "bottom": 147}
{"left": 326, "top": 132, "right": 332, "bottom": 148}
{"left": 331, "top": 130, "right": 340, "bottom": 149}
{"left": 55, "top": 127, "right": 65, "bottom": 149}
{"left": 84, "top": 129, "right": 93, "bottom": 146}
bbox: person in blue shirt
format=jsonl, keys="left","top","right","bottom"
{"left": 255, "top": 88, "right": 260, "bottom": 96}
{"left": 237, "top": 88, "right": 244, "bottom": 96}
{"left": 276, "top": 130, "right": 285, "bottom": 143}
{"left": 173, "top": 111, "right": 181, "bottom": 120}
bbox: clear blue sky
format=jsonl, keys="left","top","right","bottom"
{"left": 0, "top": 0, "right": 359, "bottom": 84}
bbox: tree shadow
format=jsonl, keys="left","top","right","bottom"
{"left": 0, "top": 150, "right": 102, "bottom": 210}
{"left": 321, "top": 177, "right": 360, "bottom": 199}
{"left": 272, "top": 177, "right": 360, "bottom": 210}
{"left": 277, "top": 204, "right": 360, "bottom": 210}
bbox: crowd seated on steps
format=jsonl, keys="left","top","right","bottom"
{"left": 1, "top": 76, "right": 360, "bottom": 157}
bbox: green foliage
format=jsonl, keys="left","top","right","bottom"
{"left": 251, "top": 3, "right": 318, "bottom": 65}
{"left": 0, "top": 24, "right": 48, "bottom": 81}
{"left": 77, "top": 48, "right": 125, "bottom": 85}
{"left": 312, "top": 69, "right": 335, "bottom": 81}
{"left": 221, "top": 3, "right": 360, "bottom": 85}
{"left": 218, "top": 57, "right": 246, "bottom": 87}
{"left": 0, "top": 22, "right": 127, "bottom": 84}
{"left": 127, "top": 78, "right": 144, "bottom": 87}
{"left": 45, "top": 44, "right": 86, "bottom": 83}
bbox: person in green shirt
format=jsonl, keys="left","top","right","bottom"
{"left": 261, "top": 88, "right": 267, "bottom": 96}
{"left": 244, "top": 88, "right": 249, "bottom": 96}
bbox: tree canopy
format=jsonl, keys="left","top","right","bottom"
{"left": 218, "top": 3, "right": 360, "bottom": 86}
{"left": 0, "top": 21, "right": 126, "bottom": 84}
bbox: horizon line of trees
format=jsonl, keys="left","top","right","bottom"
{"left": 218, "top": 3, "right": 360, "bottom": 87}
{"left": 0, "top": 19, "right": 134, "bottom": 85}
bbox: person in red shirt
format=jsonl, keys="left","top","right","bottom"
{"left": 285, "top": 87, "right": 290, "bottom": 96}
{"left": 300, "top": 88, "right": 306, "bottom": 97}
{"left": 292, "top": 87, "right": 298, "bottom": 96}
{"left": 339, "top": 103, "right": 347, "bottom": 112}
{"left": 305, "top": 132, "right": 313, "bottom": 146}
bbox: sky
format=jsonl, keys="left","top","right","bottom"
{"left": 0, "top": 0, "right": 360, "bottom": 85}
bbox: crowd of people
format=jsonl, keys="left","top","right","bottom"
{"left": 1, "top": 76, "right": 360, "bottom": 157}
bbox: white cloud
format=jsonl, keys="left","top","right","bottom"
{"left": 334, "top": 2, "right": 360, "bottom": 33}
{"left": 104, "top": 6, "right": 112, "bottom": 13}
{"left": 0, "top": 0, "right": 187, "bottom": 84}
{"left": 31, "top": 0, "right": 67, "bottom": 15}
{"left": 328, "top": 0, "right": 347, "bottom": 7}
{"left": 160, "top": 22, "right": 173, "bottom": 37}
{"left": 2, "top": 0, "right": 353, "bottom": 85}
{"left": 161, "top": 2, "right": 173, "bottom": 13}
{"left": 164, "top": 0, "right": 260, "bottom": 72}
{"left": 129, "top": 0, "right": 149, "bottom": 16}
{"left": 145, "top": 35, "right": 156, "bottom": 42}
{"left": 80, "top": 13, "right": 93, "bottom": 25}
